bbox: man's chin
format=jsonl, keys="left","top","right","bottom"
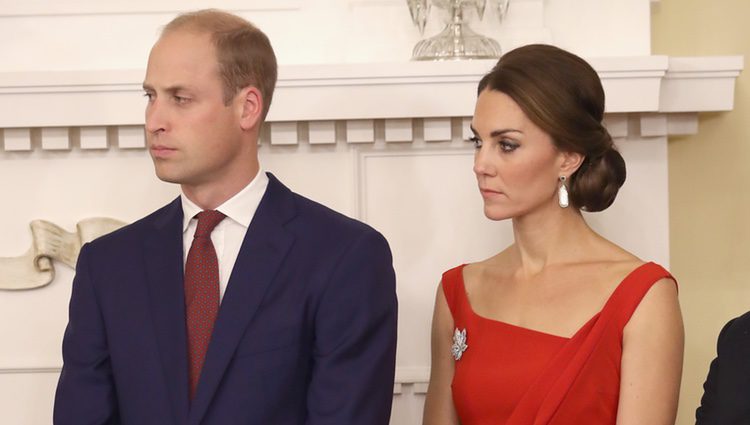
{"left": 152, "top": 169, "right": 183, "bottom": 184}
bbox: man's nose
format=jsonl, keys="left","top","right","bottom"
{"left": 145, "top": 98, "right": 168, "bottom": 135}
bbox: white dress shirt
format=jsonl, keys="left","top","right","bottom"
{"left": 181, "top": 170, "right": 269, "bottom": 302}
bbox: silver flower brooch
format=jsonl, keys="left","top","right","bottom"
{"left": 451, "top": 328, "right": 468, "bottom": 360}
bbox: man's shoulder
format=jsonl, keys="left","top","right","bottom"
{"left": 715, "top": 310, "right": 750, "bottom": 358}
{"left": 290, "top": 191, "right": 373, "bottom": 234}
{"left": 267, "top": 173, "right": 377, "bottom": 239}
{"left": 86, "top": 198, "right": 180, "bottom": 250}
{"left": 723, "top": 310, "right": 750, "bottom": 339}
{"left": 275, "top": 185, "right": 391, "bottom": 258}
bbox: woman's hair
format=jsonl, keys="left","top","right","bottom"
{"left": 478, "top": 44, "right": 626, "bottom": 212}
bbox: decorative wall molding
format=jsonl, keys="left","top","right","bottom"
{"left": 0, "top": 56, "right": 741, "bottom": 153}
{"left": 0, "top": 1, "right": 301, "bottom": 17}
{"left": 0, "top": 366, "right": 430, "bottom": 399}
{"left": 0, "top": 367, "right": 60, "bottom": 375}
{"left": 394, "top": 366, "right": 431, "bottom": 391}
{"left": 0, "top": 218, "right": 125, "bottom": 290}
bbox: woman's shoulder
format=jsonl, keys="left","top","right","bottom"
{"left": 621, "top": 261, "right": 681, "bottom": 336}
{"left": 600, "top": 258, "right": 676, "bottom": 309}
{"left": 585, "top": 237, "right": 675, "bottom": 290}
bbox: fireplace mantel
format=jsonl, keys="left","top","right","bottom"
{"left": 0, "top": 55, "right": 742, "bottom": 152}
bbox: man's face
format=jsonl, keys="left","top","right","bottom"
{"left": 143, "top": 29, "right": 247, "bottom": 190}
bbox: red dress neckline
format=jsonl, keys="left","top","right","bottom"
{"left": 454, "top": 261, "right": 657, "bottom": 340}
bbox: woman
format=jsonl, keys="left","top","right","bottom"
{"left": 422, "top": 44, "right": 684, "bottom": 425}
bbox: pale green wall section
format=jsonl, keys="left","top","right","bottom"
{"left": 652, "top": 0, "right": 750, "bottom": 423}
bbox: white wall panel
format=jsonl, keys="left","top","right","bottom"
{"left": 358, "top": 149, "right": 514, "bottom": 375}
{"left": 584, "top": 137, "right": 670, "bottom": 267}
{"left": 0, "top": 372, "right": 59, "bottom": 425}
{"left": 259, "top": 144, "right": 358, "bottom": 219}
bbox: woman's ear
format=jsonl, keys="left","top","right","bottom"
{"left": 559, "top": 150, "right": 585, "bottom": 176}
{"left": 238, "top": 86, "right": 263, "bottom": 131}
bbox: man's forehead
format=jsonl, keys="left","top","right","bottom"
{"left": 147, "top": 33, "right": 218, "bottom": 73}
{"left": 149, "top": 29, "right": 214, "bottom": 62}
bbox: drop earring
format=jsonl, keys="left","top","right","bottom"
{"left": 558, "top": 176, "right": 569, "bottom": 208}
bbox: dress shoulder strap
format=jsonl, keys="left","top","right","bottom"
{"left": 601, "top": 262, "right": 676, "bottom": 331}
{"left": 441, "top": 264, "right": 467, "bottom": 320}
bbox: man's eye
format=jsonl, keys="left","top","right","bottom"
{"left": 143, "top": 93, "right": 154, "bottom": 101}
{"left": 174, "top": 96, "right": 189, "bottom": 104}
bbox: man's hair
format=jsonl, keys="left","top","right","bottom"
{"left": 164, "top": 9, "right": 278, "bottom": 121}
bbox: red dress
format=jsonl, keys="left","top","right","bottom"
{"left": 442, "top": 262, "right": 674, "bottom": 425}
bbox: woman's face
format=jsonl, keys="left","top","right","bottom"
{"left": 471, "top": 89, "right": 569, "bottom": 221}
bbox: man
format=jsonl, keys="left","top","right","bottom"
{"left": 54, "top": 9, "right": 398, "bottom": 425}
{"left": 696, "top": 311, "right": 750, "bottom": 424}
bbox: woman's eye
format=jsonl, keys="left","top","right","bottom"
{"left": 469, "top": 136, "right": 483, "bottom": 148}
{"left": 499, "top": 140, "right": 518, "bottom": 152}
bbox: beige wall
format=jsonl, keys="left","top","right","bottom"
{"left": 652, "top": 0, "right": 750, "bottom": 424}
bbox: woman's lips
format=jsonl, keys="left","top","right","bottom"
{"left": 480, "top": 188, "right": 504, "bottom": 198}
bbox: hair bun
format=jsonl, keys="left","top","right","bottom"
{"left": 570, "top": 146, "right": 626, "bottom": 212}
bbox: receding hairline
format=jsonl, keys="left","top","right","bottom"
{"left": 157, "top": 9, "right": 278, "bottom": 117}
{"left": 161, "top": 9, "right": 255, "bottom": 36}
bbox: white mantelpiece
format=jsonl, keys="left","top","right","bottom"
{"left": 0, "top": 56, "right": 742, "bottom": 152}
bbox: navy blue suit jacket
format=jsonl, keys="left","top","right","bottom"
{"left": 696, "top": 310, "right": 750, "bottom": 425}
{"left": 54, "top": 173, "right": 398, "bottom": 425}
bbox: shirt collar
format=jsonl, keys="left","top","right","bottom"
{"left": 181, "top": 169, "right": 269, "bottom": 232}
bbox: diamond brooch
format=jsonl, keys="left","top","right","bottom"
{"left": 451, "top": 328, "right": 468, "bottom": 360}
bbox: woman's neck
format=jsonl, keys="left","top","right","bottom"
{"left": 509, "top": 201, "right": 595, "bottom": 277}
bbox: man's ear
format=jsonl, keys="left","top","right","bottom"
{"left": 238, "top": 86, "right": 263, "bottom": 131}
{"left": 559, "top": 150, "right": 585, "bottom": 176}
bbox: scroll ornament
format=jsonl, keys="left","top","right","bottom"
{"left": 0, "top": 218, "right": 126, "bottom": 290}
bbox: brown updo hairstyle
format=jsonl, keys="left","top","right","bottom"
{"left": 477, "top": 44, "right": 626, "bottom": 212}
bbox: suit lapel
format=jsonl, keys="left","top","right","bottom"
{"left": 188, "top": 174, "right": 296, "bottom": 425}
{"left": 143, "top": 198, "right": 190, "bottom": 425}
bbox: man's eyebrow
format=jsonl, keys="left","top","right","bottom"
{"left": 141, "top": 84, "right": 192, "bottom": 94}
{"left": 469, "top": 124, "right": 523, "bottom": 137}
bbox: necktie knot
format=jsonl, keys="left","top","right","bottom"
{"left": 194, "top": 210, "right": 225, "bottom": 238}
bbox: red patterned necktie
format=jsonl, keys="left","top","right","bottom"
{"left": 184, "top": 210, "right": 225, "bottom": 400}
